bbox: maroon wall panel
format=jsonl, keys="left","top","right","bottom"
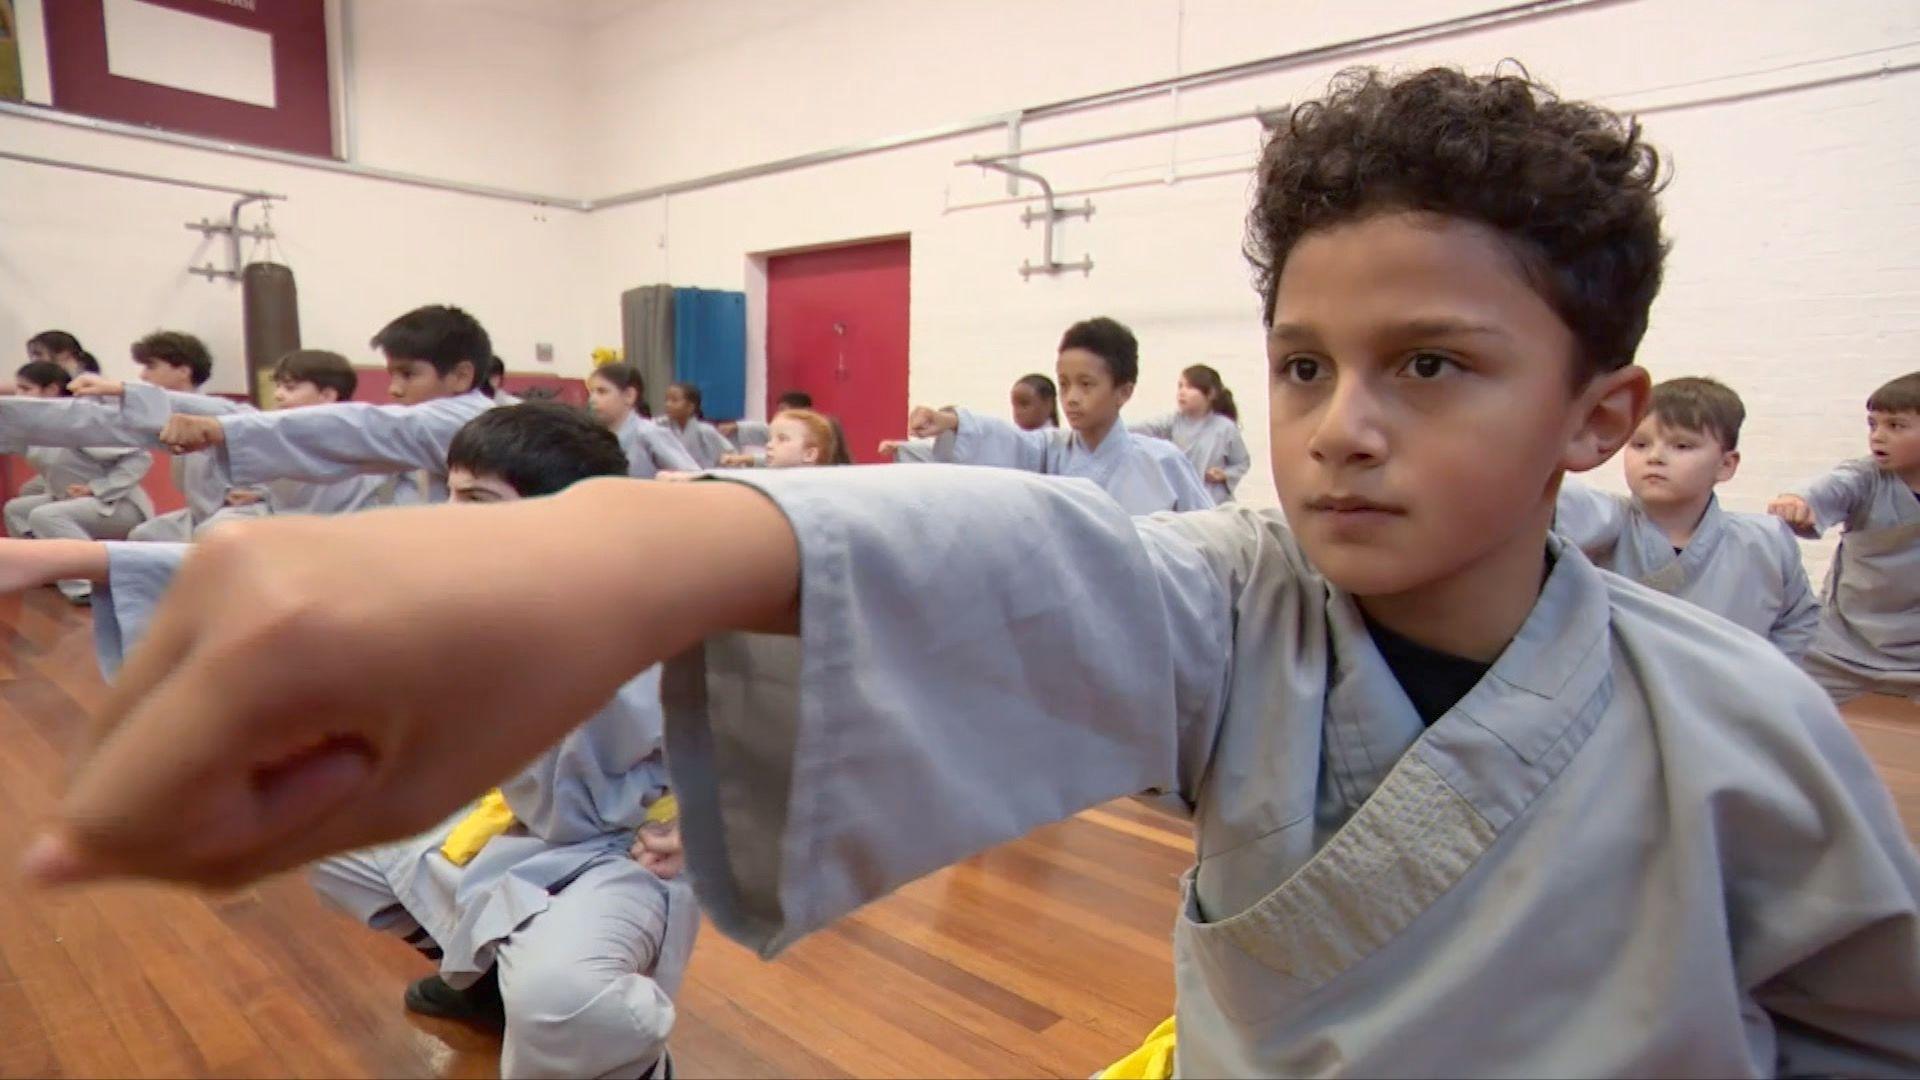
{"left": 44, "top": 0, "right": 332, "bottom": 157}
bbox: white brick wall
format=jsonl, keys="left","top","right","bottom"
{"left": 580, "top": 0, "right": 1920, "bottom": 585}
{"left": 4, "top": 0, "right": 1913, "bottom": 584}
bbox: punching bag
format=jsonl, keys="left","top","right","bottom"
{"left": 242, "top": 262, "right": 301, "bottom": 405}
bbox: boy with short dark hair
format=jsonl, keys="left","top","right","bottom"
{"left": 158, "top": 304, "right": 499, "bottom": 504}
{"left": 30, "top": 68, "right": 1920, "bottom": 1077}
{"left": 909, "top": 315, "right": 1211, "bottom": 514}
{"left": 1770, "top": 370, "right": 1920, "bottom": 703}
{"left": 1557, "top": 376, "right": 1819, "bottom": 658}
{"left": 271, "top": 348, "right": 359, "bottom": 406}
{"left": 129, "top": 330, "right": 214, "bottom": 389}
{"left": 0, "top": 402, "right": 695, "bottom": 1080}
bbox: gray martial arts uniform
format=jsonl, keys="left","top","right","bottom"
{"left": 887, "top": 438, "right": 936, "bottom": 464}
{"left": 206, "top": 390, "right": 497, "bottom": 504}
{"left": 617, "top": 413, "right": 700, "bottom": 478}
{"left": 91, "top": 542, "right": 698, "bottom": 1080}
{"left": 1555, "top": 478, "right": 1820, "bottom": 660}
{"left": 933, "top": 408, "right": 1211, "bottom": 515}
{"left": 0, "top": 388, "right": 389, "bottom": 536}
{"left": 661, "top": 418, "right": 736, "bottom": 470}
{"left": 658, "top": 465, "right": 1920, "bottom": 1079}
{"left": 1130, "top": 412, "right": 1251, "bottom": 505}
{"left": 1790, "top": 458, "right": 1920, "bottom": 703}
{"left": 2, "top": 445, "right": 154, "bottom": 598}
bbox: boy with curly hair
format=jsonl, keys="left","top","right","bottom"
{"left": 30, "top": 68, "right": 1920, "bottom": 1077}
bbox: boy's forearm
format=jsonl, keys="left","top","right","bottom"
{"left": 6, "top": 539, "right": 111, "bottom": 586}
{"left": 554, "top": 477, "right": 800, "bottom": 651}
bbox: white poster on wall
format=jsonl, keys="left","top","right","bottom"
{"left": 102, "top": 0, "right": 276, "bottom": 107}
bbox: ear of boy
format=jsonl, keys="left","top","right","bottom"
{"left": 1561, "top": 366, "right": 1650, "bottom": 475}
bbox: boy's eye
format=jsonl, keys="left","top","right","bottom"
{"left": 1400, "top": 352, "right": 1455, "bottom": 379}
{"left": 1277, "top": 357, "right": 1324, "bottom": 384}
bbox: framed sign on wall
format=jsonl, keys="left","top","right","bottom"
{"left": 41, "top": 0, "right": 332, "bottom": 156}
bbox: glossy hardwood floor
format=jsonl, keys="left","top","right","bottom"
{"left": 1, "top": 588, "right": 1915, "bottom": 1078}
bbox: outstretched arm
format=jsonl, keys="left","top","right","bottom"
{"left": 24, "top": 480, "right": 798, "bottom": 888}
{"left": 24, "top": 464, "right": 1235, "bottom": 964}
{"left": 162, "top": 396, "right": 487, "bottom": 485}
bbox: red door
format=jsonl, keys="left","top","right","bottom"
{"left": 766, "top": 238, "right": 910, "bottom": 464}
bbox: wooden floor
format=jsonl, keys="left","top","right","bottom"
{"left": 1, "top": 588, "right": 1916, "bottom": 1078}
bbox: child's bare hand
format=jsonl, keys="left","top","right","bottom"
{"left": 655, "top": 471, "right": 695, "bottom": 482}
{"left": 907, "top": 406, "right": 956, "bottom": 439}
{"left": 68, "top": 375, "right": 125, "bottom": 398}
{"left": 224, "top": 490, "right": 265, "bottom": 507}
{"left": 18, "top": 480, "right": 797, "bottom": 889}
{"left": 631, "top": 821, "right": 684, "bottom": 880}
{"left": 64, "top": 483, "right": 91, "bottom": 500}
{"left": 1767, "top": 495, "right": 1817, "bottom": 537}
{"left": 717, "top": 453, "right": 756, "bottom": 467}
{"left": 160, "top": 414, "right": 224, "bottom": 454}
{"left": 1205, "top": 467, "right": 1227, "bottom": 485}
{"left": 715, "top": 422, "right": 739, "bottom": 439}
{"left": 878, "top": 439, "right": 905, "bottom": 457}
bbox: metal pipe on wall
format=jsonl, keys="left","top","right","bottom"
{"left": 3, "top": 0, "right": 1615, "bottom": 214}
{"left": 0, "top": 147, "right": 283, "bottom": 200}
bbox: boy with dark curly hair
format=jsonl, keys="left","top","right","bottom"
{"left": 29, "top": 67, "right": 1920, "bottom": 1078}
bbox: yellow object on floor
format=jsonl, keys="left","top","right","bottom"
{"left": 1101, "top": 1016, "right": 1176, "bottom": 1079}
{"left": 439, "top": 789, "right": 515, "bottom": 866}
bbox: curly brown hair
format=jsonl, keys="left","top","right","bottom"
{"left": 1247, "top": 66, "right": 1668, "bottom": 379}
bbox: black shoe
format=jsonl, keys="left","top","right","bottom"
{"left": 403, "top": 968, "right": 505, "bottom": 1032}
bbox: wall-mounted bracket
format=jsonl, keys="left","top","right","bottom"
{"left": 186, "top": 193, "right": 277, "bottom": 281}
{"left": 977, "top": 160, "right": 1094, "bottom": 279}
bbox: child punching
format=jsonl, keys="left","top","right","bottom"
{"left": 1770, "top": 370, "right": 1920, "bottom": 704}
{"left": 1131, "top": 364, "right": 1252, "bottom": 504}
{"left": 907, "top": 319, "right": 1211, "bottom": 513}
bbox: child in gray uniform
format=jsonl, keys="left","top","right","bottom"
{"left": 1771, "top": 370, "right": 1920, "bottom": 703}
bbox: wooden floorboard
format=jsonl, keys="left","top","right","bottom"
{"left": 0, "top": 588, "right": 1915, "bottom": 1078}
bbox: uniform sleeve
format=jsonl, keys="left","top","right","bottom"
{"left": 217, "top": 399, "right": 471, "bottom": 486}
{"left": 1553, "top": 477, "right": 1629, "bottom": 558}
{"left": 92, "top": 542, "right": 189, "bottom": 677}
{"left": 1791, "top": 461, "right": 1877, "bottom": 534}
{"left": 82, "top": 447, "right": 153, "bottom": 504}
{"left": 1128, "top": 414, "right": 1175, "bottom": 440}
{"left": 142, "top": 385, "right": 255, "bottom": 420}
{"left": 1221, "top": 425, "right": 1252, "bottom": 488}
{"left": 700, "top": 423, "right": 738, "bottom": 462}
{"left": 1767, "top": 521, "right": 1821, "bottom": 662}
{"left": 1735, "top": 677, "right": 1920, "bottom": 1076}
{"left": 641, "top": 424, "right": 700, "bottom": 475}
{"left": 889, "top": 439, "right": 936, "bottom": 464}
{"left": 932, "top": 408, "right": 1054, "bottom": 472}
{"left": 733, "top": 421, "right": 770, "bottom": 449}
{"left": 661, "top": 464, "right": 1235, "bottom": 957}
{"left": 1162, "top": 448, "right": 1214, "bottom": 512}
{"left": 0, "top": 395, "right": 150, "bottom": 451}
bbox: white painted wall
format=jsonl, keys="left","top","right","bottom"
{"left": 6, "top": 0, "right": 1915, "bottom": 583}
{"left": 579, "top": 0, "right": 1920, "bottom": 583}
{"left": 0, "top": 0, "right": 594, "bottom": 395}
